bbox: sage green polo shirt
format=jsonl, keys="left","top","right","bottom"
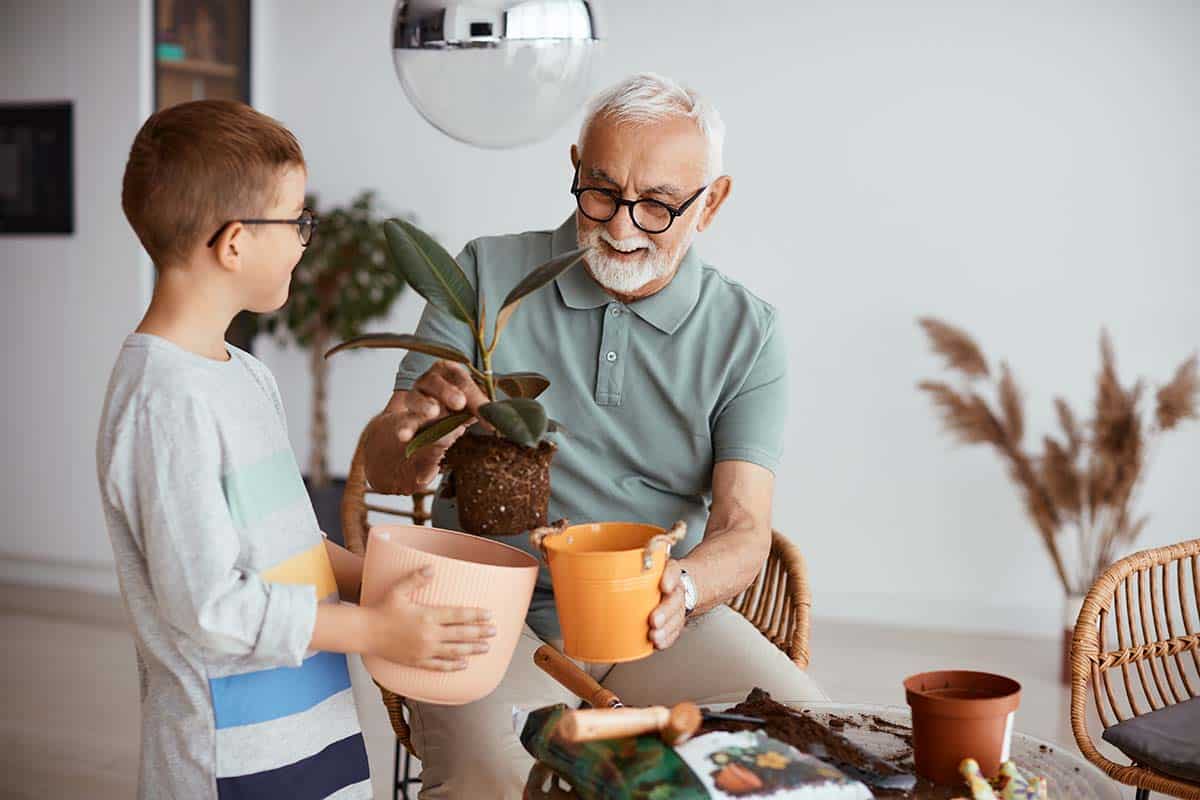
{"left": 395, "top": 215, "right": 787, "bottom": 639}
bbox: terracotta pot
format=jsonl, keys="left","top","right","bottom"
{"left": 904, "top": 670, "right": 1021, "bottom": 786}
{"left": 534, "top": 521, "right": 684, "bottom": 664}
{"left": 360, "top": 523, "right": 538, "bottom": 705}
{"left": 443, "top": 433, "right": 556, "bottom": 537}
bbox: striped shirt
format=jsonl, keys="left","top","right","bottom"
{"left": 96, "top": 334, "right": 370, "bottom": 799}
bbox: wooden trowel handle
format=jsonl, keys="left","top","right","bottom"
{"left": 559, "top": 703, "right": 703, "bottom": 746}
{"left": 533, "top": 644, "right": 621, "bottom": 709}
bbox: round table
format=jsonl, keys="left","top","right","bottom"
{"left": 524, "top": 701, "right": 1123, "bottom": 800}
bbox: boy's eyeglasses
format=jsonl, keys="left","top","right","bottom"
{"left": 206, "top": 208, "right": 319, "bottom": 248}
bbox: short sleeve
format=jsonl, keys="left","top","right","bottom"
{"left": 711, "top": 313, "right": 788, "bottom": 473}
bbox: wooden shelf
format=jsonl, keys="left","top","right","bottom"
{"left": 157, "top": 58, "right": 238, "bottom": 79}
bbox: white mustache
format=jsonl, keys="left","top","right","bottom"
{"left": 599, "top": 230, "right": 655, "bottom": 254}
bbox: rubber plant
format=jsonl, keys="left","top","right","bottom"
{"left": 326, "top": 219, "right": 589, "bottom": 536}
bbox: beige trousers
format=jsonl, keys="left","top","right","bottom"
{"left": 408, "top": 604, "right": 829, "bottom": 798}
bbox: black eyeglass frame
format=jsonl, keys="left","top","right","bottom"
{"left": 570, "top": 166, "right": 708, "bottom": 235}
{"left": 205, "top": 208, "right": 319, "bottom": 248}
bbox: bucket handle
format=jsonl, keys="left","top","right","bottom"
{"left": 642, "top": 521, "right": 686, "bottom": 571}
{"left": 528, "top": 520, "right": 686, "bottom": 571}
{"left": 529, "top": 519, "right": 570, "bottom": 562}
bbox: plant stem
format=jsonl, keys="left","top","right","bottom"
{"left": 466, "top": 364, "right": 490, "bottom": 385}
{"left": 1001, "top": 438, "right": 1072, "bottom": 594}
{"left": 476, "top": 328, "right": 497, "bottom": 402}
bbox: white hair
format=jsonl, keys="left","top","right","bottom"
{"left": 579, "top": 72, "right": 725, "bottom": 181}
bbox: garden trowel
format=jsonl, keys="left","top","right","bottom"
{"left": 525, "top": 644, "right": 763, "bottom": 745}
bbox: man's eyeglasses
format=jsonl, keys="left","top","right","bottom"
{"left": 570, "top": 166, "right": 707, "bottom": 235}
{"left": 206, "top": 208, "right": 319, "bottom": 248}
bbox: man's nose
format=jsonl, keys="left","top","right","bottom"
{"left": 605, "top": 204, "right": 640, "bottom": 241}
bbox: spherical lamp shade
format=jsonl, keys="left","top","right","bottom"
{"left": 392, "top": 0, "right": 603, "bottom": 149}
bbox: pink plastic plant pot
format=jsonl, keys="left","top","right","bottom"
{"left": 359, "top": 524, "right": 538, "bottom": 705}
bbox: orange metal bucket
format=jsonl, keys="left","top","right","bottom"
{"left": 533, "top": 521, "right": 685, "bottom": 664}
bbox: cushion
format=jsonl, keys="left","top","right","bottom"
{"left": 1102, "top": 696, "right": 1200, "bottom": 783}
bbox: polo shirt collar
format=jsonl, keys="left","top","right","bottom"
{"left": 552, "top": 214, "right": 702, "bottom": 335}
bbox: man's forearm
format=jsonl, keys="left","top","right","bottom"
{"left": 679, "top": 460, "right": 776, "bottom": 616}
{"left": 677, "top": 509, "right": 770, "bottom": 616}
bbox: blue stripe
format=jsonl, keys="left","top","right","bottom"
{"left": 210, "top": 651, "right": 352, "bottom": 730}
{"left": 217, "top": 733, "right": 369, "bottom": 800}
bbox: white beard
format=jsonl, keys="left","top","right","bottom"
{"left": 576, "top": 223, "right": 694, "bottom": 295}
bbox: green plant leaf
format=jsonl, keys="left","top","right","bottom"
{"left": 405, "top": 412, "right": 474, "bottom": 459}
{"left": 324, "top": 333, "right": 471, "bottom": 365}
{"left": 478, "top": 399, "right": 548, "bottom": 448}
{"left": 496, "top": 371, "right": 550, "bottom": 399}
{"left": 383, "top": 218, "right": 477, "bottom": 327}
{"left": 492, "top": 246, "right": 590, "bottom": 346}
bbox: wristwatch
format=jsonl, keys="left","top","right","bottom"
{"left": 679, "top": 568, "right": 698, "bottom": 616}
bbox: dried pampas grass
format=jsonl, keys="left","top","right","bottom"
{"left": 918, "top": 319, "right": 1199, "bottom": 593}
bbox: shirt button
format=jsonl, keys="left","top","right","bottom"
{"left": 610, "top": 306, "right": 622, "bottom": 317}
{"left": 606, "top": 351, "right": 618, "bottom": 363}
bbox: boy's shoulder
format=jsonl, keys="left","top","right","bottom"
{"left": 224, "top": 340, "right": 278, "bottom": 387}
{"left": 107, "top": 334, "right": 276, "bottom": 419}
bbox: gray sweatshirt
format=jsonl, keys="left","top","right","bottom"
{"left": 96, "top": 334, "right": 370, "bottom": 799}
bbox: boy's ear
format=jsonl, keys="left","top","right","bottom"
{"left": 212, "top": 222, "right": 245, "bottom": 273}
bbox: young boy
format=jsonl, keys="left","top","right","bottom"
{"left": 96, "top": 100, "right": 496, "bottom": 799}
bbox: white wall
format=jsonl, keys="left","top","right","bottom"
{"left": 1, "top": 1, "right": 1196, "bottom": 638}
{"left": 254, "top": 0, "right": 1200, "bottom": 637}
{"left": 0, "top": 0, "right": 149, "bottom": 593}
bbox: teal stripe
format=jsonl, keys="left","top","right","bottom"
{"left": 222, "top": 450, "right": 308, "bottom": 529}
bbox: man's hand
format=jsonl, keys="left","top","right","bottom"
{"left": 363, "top": 362, "right": 490, "bottom": 494}
{"left": 649, "top": 559, "right": 688, "bottom": 650}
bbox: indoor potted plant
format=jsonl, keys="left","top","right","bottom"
{"left": 258, "top": 190, "right": 408, "bottom": 540}
{"left": 917, "top": 318, "right": 1198, "bottom": 680}
{"left": 326, "top": 218, "right": 589, "bottom": 537}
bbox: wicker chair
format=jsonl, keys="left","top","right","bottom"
{"left": 1069, "top": 538, "right": 1200, "bottom": 800}
{"left": 341, "top": 426, "right": 813, "bottom": 797}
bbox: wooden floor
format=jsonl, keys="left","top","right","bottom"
{"left": 0, "top": 583, "right": 1134, "bottom": 800}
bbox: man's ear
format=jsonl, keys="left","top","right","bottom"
{"left": 570, "top": 143, "right": 580, "bottom": 170}
{"left": 696, "top": 175, "right": 732, "bottom": 233}
{"left": 212, "top": 222, "right": 244, "bottom": 273}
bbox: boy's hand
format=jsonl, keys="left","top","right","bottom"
{"left": 366, "top": 566, "right": 497, "bottom": 671}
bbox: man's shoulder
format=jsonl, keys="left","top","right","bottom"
{"left": 695, "top": 262, "right": 778, "bottom": 334}
{"left": 464, "top": 226, "right": 557, "bottom": 274}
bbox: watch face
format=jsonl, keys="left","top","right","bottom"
{"left": 681, "top": 571, "right": 697, "bottom": 611}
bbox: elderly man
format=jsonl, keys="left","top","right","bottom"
{"left": 363, "top": 73, "right": 826, "bottom": 797}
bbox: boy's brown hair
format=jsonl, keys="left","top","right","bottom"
{"left": 122, "top": 100, "right": 305, "bottom": 268}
